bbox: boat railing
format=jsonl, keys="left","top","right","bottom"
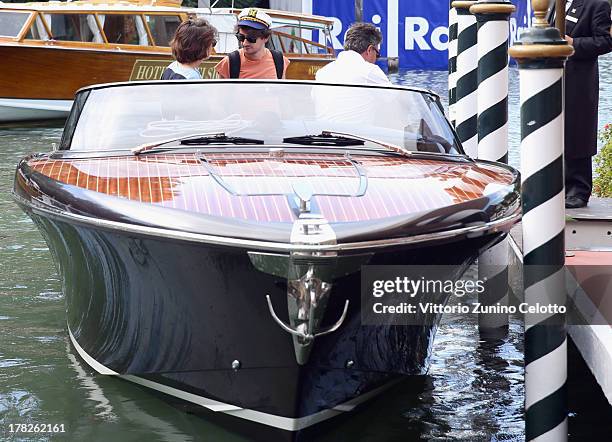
{"left": 269, "top": 29, "right": 334, "bottom": 56}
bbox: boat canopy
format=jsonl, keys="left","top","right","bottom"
{"left": 60, "top": 81, "right": 460, "bottom": 156}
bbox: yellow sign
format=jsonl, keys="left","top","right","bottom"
{"left": 129, "top": 60, "right": 219, "bottom": 81}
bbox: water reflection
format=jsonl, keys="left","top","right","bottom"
{"left": 65, "top": 341, "right": 120, "bottom": 422}
{"left": 64, "top": 342, "right": 247, "bottom": 442}
{"left": 0, "top": 390, "right": 41, "bottom": 417}
{"left": 314, "top": 317, "right": 524, "bottom": 441}
{"left": 416, "top": 313, "right": 524, "bottom": 440}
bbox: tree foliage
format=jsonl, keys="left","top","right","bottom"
{"left": 593, "top": 124, "right": 612, "bottom": 197}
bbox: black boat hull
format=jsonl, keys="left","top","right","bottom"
{"left": 19, "top": 204, "right": 501, "bottom": 434}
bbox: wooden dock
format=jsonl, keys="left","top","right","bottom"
{"left": 508, "top": 197, "right": 612, "bottom": 405}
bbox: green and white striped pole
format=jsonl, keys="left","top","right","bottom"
{"left": 471, "top": 0, "right": 515, "bottom": 334}
{"left": 448, "top": 1, "right": 459, "bottom": 127}
{"left": 452, "top": 1, "right": 478, "bottom": 157}
{"left": 509, "top": 0, "right": 573, "bottom": 439}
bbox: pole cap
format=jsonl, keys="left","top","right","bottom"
{"left": 452, "top": 1, "right": 477, "bottom": 10}
{"left": 509, "top": 27, "right": 574, "bottom": 60}
{"left": 470, "top": 2, "right": 516, "bottom": 15}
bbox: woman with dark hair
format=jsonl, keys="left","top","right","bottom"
{"left": 162, "top": 18, "right": 217, "bottom": 80}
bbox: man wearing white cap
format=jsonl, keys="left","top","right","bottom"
{"left": 215, "top": 8, "right": 290, "bottom": 79}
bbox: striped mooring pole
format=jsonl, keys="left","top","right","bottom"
{"left": 452, "top": 1, "right": 478, "bottom": 158}
{"left": 448, "top": 1, "right": 459, "bottom": 127}
{"left": 470, "top": 0, "right": 515, "bottom": 335}
{"left": 509, "top": 0, "right": 573, "bottom": 439}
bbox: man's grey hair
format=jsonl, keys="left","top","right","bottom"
{"left": 343, "top": 22, "right": 383, "bottom": 54}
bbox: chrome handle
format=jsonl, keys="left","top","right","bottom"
{"left": 266, "top": 295, "right": 314, "bottom": 343}
{"left": 310, "top": 300, "right": 349, "bottom": 337}
{"left": 265, "top": 295, "right": 349, "bottom": 343}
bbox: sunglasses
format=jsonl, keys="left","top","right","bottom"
{"left": 371, "top": 45, "right": 381, "bottom": 58}
{"left": 235, "top": 33, "right": 259, "bottom": 44}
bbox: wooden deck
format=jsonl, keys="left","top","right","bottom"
{"left": 28, "top": 153, "right": 515, "bottom": 223}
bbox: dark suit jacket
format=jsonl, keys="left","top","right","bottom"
{"left": 563, "top": 0, "right": 612, "bottom": 159}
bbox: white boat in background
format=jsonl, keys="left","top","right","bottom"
{"left": 0, "top": 98, "right": 73, "bottom": 122}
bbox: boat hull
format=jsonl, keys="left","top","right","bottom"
{"left": 17, "top": 199, "right": 499, "bottom": 435}
{"left": 0, "top": 98, "right": 72, "bottom": 122}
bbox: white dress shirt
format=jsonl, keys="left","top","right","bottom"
{"left": 315, "top": 50, "right": 390, "bottom": 85}
{"left": 552, "top": 0, "right": 573, "bottom": 22}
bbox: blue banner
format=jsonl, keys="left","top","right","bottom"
{"left": 311, "top": 0, "right": 532, "bottom": 70}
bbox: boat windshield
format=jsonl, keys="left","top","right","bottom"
{"left": 64, "top": 81, "right": 460, "bottom": 155}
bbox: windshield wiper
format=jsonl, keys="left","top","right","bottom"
{"left": 132, "top": 132, "right": 264, "bottom": 155}
{"left": 282, "top": 133, "right": 365, "bottom": 147}
{"left": 283, "top": 130, "right": 413, "bottom": 157}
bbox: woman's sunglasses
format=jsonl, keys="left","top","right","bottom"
{"left": 235, "top": 33, "right": 259, "bottom": 44}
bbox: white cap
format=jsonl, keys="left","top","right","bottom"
{"left": 237, "top": 8, "right": 272, "bottom": 30}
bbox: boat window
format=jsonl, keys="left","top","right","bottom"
{"left": 51, "top": 14, "right": 92, "bottom": 42}
{"left": 144, "top": 14, "right": 181, "bottom": 46}
{"left": 88, "top": 15, "right": 105, "bottom": 43}
{"left": 66, "top": 83, "right": 459, "bottom": 155}
{"left": 25, "top": 15, "right": 51, "bottom": 40}
{"left": 270, "top": 27, "right": 329, "bottom": 55}
{"left": 24, "top": 13, "right": 106, "bottom": 43}
{"left": 103, "top": 14, "right": 150, "bottom": 45}
{"left": 0, "top": 11, "right": 31, "bottom": 37}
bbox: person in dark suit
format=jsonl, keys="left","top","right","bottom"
{"left": 550, "top": 0, "right": 612, "bottom": 208}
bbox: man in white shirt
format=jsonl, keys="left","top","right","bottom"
{"left": 315, "top": 22, "right": 390, "bottom": 84}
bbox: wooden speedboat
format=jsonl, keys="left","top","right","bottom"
{"left": 0, "top": 0, "right": 334, "bottom": 122}
{"left": 13, "top": 80, "right": 520, "bottom": 440}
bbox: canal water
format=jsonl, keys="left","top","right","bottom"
{"left": 1, "top": 56, "right": 610, "bottom": 441}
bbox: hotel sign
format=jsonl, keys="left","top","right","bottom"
{"left": 129, "top": 60, "right": 219, "bottom": 81}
